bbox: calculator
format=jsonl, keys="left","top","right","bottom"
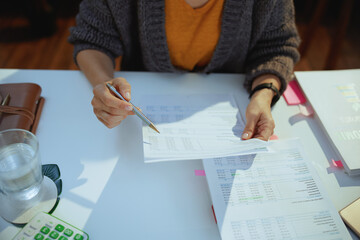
{"left": 13, "top": 212, "right": 89, "bottom": 240}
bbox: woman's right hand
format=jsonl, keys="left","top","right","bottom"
{"left": 91, "top": 77, "right": 135, "bottom": 128}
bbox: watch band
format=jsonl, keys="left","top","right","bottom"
{"left": 249, "top": 82, "right": 280, "bottom": 107}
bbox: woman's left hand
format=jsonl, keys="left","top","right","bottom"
{"left": 241, "top": 88, "right": 275, "bottom": 141}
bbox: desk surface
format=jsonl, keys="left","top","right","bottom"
{"left": 0, "top": 69, "right": 359, "bottom": 239}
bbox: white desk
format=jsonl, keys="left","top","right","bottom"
{"left": 0, "top": 69, "right": 359, "bottom": 239}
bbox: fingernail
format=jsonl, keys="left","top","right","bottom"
{"left": 126, "top": 105, "right": 133, "bottom": 111}
{"left": 125, "top": 92, "right": 131, "bottom": 100}
{"left": 242, "top": 133, "right": 249, "bottom": 139}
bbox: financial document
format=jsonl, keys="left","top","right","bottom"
{"left": 141, "top": 94, "right": 268, "bottom": 163}
{"left": 203, "top": 139, "right": 351, "bottom": 240}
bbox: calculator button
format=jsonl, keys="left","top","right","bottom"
{"left": 34, "top": 233, "right": 45, "bottom": 240}
{"left": 64, "top": 228, "right": 73, "bottom": 236}
{"left": 49, "top": 231, "right": 59, "bottom": 239}
{"left": 55, "top": 224, "right": 65, "bottom": 232}
{"left": 59, "top": 236, "right": 68, "bottom": 240}
{"left": 24, "top": 227, "right": 35, "bottom": 236}
{"left": 15, "top": 235, "right": 27, "bottom": 240}
{"left": 74, "top": 234, "right": 84, "bottom": 240}
{"left": 41, "top": 226, "right": 51, "bottom": 234}
{"left": 30, "top": 218, "right": 44, "bottom": 229}
{"left": 46, "top": 220, "right": 56, "bottom": 228}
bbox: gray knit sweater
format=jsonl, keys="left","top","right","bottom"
{"left": 69, "top": 0, "right": 300, "bottom": 94}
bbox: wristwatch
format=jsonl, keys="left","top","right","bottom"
{"left": 249, "top": 82, "right": 280, "bottom": 107}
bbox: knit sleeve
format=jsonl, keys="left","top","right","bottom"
{"left": 68, "top": 0, "right": 123, "bottom": 67}
{"left": 244, "top": 0, "right": 300, "bottom": 95}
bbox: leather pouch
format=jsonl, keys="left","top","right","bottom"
{"left": 0, "top": 83, "right": 45, "bottom": 134}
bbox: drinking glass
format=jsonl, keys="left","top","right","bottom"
{"left": 0, "top": 129, "right": 43, "bottom": 201}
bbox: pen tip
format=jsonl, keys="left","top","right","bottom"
{"left": 150, "top": 124, "right": 160, "bottom": 134}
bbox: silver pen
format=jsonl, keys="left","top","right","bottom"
{"left": 106, "top": 83, "right": 160, "bottom": 134}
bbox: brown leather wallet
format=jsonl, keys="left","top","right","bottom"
{"left": 0, "top": 83, "right": 45, "bottom": 134}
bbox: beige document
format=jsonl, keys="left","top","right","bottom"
{"left": 340, "top": 197, "right": 360, "bottom": 237}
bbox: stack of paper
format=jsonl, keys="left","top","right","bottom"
{"left": 296, "top": 70, "right": 360, "bottom": 176}
{"left": 141, "top": 94, "right": 268, "bottom": 163}
{"left": 203, "top": 139, "right": 351, "bottom": 240}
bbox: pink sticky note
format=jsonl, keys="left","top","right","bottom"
{"left": 269, "top": 135, "right": 279, "bottom": 140}
{"left": 298, "top": 103, "right": 314, "bottom": 117}
{"left": 283, "top": 80, "right": 307, "bottom": 105}
{"left": 195, "top": 170, "right": 206, "bottom": 176}
{"left": 332, "top": 159, "right": 344, "bottom": 168}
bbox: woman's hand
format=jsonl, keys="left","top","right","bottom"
{"left": 241, "top": 74, "right": 280, "bottom": 141}
{"left": 241, "top": 89, "right": 275, "bottom": 141}
{"left": 91, "top": 77, "right": 135, "bottom": 128}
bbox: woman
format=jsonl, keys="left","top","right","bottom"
{"left": 69, "top": 0, "right": 300, "bottom": 141}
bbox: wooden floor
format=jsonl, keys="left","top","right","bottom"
{"left": 0, "top": 15, "right": 359, "bottom": 72}
{"left": 0, "top": 17, "right": 78, "bottom": 70}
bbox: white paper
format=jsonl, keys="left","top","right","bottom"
{"left": 141, "top": 94, "right": 268, "bottom": 163}
{"left": 296, "top": 70, "right": 360, "bottom": 176}
{"left": 203, "top": 139, "right": 351, "bottom": 240}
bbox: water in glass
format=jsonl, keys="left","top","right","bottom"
{"left": 0, "top": 142, "right": 42, "bottom": 201}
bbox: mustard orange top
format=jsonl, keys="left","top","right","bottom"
{"left": 165, "top": 0, "right": 224, "bottom": 71}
